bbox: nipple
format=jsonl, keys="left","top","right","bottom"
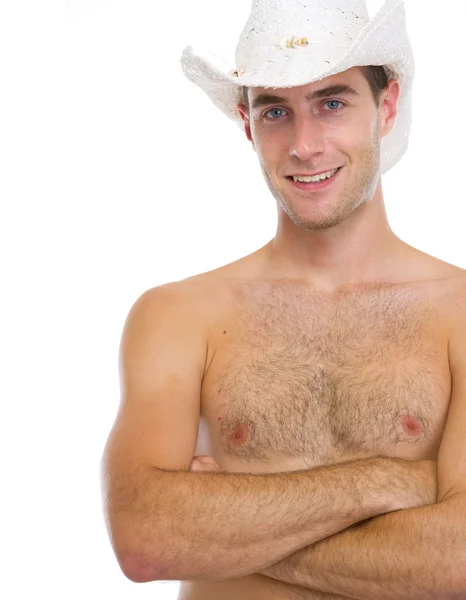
{"left": 400, "top": 414, "right": 423, "bottom": 436}
{"left": 230, "top": 423, "right": 250, "bottom": 446}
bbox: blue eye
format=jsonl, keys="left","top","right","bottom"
{"left": 265, "top": 108, "right": 286, "bottom": 119}
{"left": 263, "top": 101, "right": 343, "bottom": 120}
{"left": 325, "top": 100, "right": 344, "bottom": 111}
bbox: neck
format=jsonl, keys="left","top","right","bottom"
{"left": 264, "top": 182, "right": 407, "bottom": 291}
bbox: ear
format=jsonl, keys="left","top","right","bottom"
{"left": 379, "top": 79, "right": 400, "bottom": 138}
{"left": 237, "top": 102, "right": 255, "bottom": 148}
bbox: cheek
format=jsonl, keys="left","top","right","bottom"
{"left": 329, "top": 125, "right": 373, "bottom": 155}
{"left": 255, "top": 138, "right": 279, "bottom": 166}
{"left": 255, "top": 131, "right": 289, "bottom": 163}
{"left": 326, "top": 113, "right": 374, "bottom": 142}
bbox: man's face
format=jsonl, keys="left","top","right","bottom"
{"left": 237, "top": 67, "right": 399, "bottom": 232}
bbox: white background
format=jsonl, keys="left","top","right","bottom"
{"left": 1, "top": 0, "right": 464, "bottom": 598}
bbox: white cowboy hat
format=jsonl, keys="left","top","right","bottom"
{"left": 180, "top": 0, "right": 415, "bottom": 174}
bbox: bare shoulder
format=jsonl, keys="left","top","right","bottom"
{"left": 131, "top": 265, "right": 244, "bottom": 329}
{"left": 434, "top": 260, "right": 466, "bottom": 299}
{"left": 425, "top": 259, "right": 466, "bottom": 335}
{"left": 448, "top": 266, "right": 466, "bottom": 317}
{"left": 138, "top": 277, "right": 212, "bottom": 308}
{"left": 125, "top": 246, "right": 267, "bottom": 348}
{"left": 407, "top": 246, "right": 466, "bottom": 295}
{"left": 127, "top": 279, "right": 218, "bottom": 342}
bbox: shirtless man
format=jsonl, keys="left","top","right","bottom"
{"left": 101, "top": 0, "right": 466, "bottom": 598}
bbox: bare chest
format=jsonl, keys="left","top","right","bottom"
{"left": 199, "top": 281, "right": 453, "bottom": 470}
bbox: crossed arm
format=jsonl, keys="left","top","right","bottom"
{"left": 189, "top": 304, "right": 466, "bottom": 599}
{"left": 257, "top": 307, "right": 466, "bottom": 600}
{"left": 259, "top": 492, "right": 466, "bottom": 599}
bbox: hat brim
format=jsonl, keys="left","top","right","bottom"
{"left": 180, "top": 0, "right": 414, "bottom": 174}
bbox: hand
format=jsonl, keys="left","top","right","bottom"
{"left": 189, "top": 454, "right": 223, "bottom": 473}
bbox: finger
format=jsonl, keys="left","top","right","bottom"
{"left": 190, "top": 456, "right": 222, "bottom": 472}
{"left": 193, "top": 455, "right": 222, "bottom": 467}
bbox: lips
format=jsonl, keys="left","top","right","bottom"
{"left": 286, "top": 166, "right": 342, "bottom": 191}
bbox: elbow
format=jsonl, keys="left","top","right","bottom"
{"left": 118, "top": 551, "right": 165, "bottom": 583}
{"left": 108, "top": 521, "right": 202, "bottom": 582}
{"left": 105, "top": 516, "right": 219, "bottom": 583}
{"left": 118, "top": 545, "right": 222, "bottom": 584}
{"left": 118, "top": 550, "right": 208, "bottom": 584}
{"left": 112, "top": 532, "right": 173, "bottom": 583}
{"left": 106, "top": 521, "right": 167, "bottom": 583}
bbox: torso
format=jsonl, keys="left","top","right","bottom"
{"left": 176, "top": 246, "right": 465, "bottom": 600}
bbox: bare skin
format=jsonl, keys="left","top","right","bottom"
{"left": 173, "top": 256, "right": 461, "bottom": 600}
{"left": 176, "top": 66, "right": 463, "bottom": 598}
{"left": 102, "top": 66, "right": 465, "bottom": 599}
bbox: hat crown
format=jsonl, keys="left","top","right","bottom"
{"left": 236, "top": 0, "right": 370, "bottom": 65}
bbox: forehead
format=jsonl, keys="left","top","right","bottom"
{"left": 248, "top": 66, "right": 367, "bottom": 100}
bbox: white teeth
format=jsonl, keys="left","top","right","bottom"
{"left": 293, "top": 168, "right": 338, "bottom": 183}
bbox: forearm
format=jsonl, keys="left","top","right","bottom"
{"left": 262, "top": 494, "right": 466, "bottom": 599}
{"left": 112, "top": 456, "right": 402, "bottom": 583}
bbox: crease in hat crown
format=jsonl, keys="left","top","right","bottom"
{"left": 180, "top": 0, "right": 415, "bottom": 175}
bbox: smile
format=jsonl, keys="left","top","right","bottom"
{"left": 286, "top": 167, "right": 342, "bottom": 191}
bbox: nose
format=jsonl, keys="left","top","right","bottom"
{"left": 289, "top": 115, "right": 325, "bottom": 160}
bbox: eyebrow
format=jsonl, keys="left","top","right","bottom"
{"left": 250, "top": 84, "right": 361, "bottom": 110}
